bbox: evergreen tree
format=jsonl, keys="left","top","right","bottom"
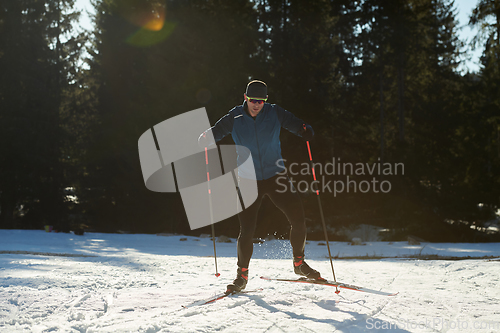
{"left": 334, "top": 0, "right": 467, "bottom": 237}
{"left": 462, "top": 0, "right": 500, "bottom": 220}
{"left": 84, "top": 0, "right": 259, "bottom": 233}
{"left": 0, "top": 0, "right": 83, "bottom": 230}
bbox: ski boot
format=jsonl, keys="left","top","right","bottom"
{"left": 294, "top": 255, "right": 321, "bottom": 280}
{"left": 226, "top": 267, "right": 248, "bottom": 293}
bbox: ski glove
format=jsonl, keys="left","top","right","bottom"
{"left": 300, "top": 124, "right": 315, "bottom": 141}
{"left": 198, "top": 130, "right": 216, "bottom": 148}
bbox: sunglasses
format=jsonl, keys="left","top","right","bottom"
{"left": 246, "top": 96, "right": 267, "bottom": 104}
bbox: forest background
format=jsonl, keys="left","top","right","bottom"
{"left": 1, "top": 0, "right": 499, "bottom": 242}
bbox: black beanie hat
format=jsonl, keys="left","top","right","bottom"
{"left": 245, "top": 80, "right": 267, "bottom": 98}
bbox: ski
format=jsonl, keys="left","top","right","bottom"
{"left": 182, "top": 288, "right": 263, "bottom": 308}
{"left": 260, "top": 276, "right": 398, "bottom": 296}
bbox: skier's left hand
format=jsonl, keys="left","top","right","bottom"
{"left": 300, "top": 124, "right": 314, "bottom": 141}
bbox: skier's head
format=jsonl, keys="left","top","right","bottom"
{"left": 245, "top": 80, "right": 267, "bottom": 99}
{"left": 244, "top": 80, "right": 267, "bottom": 116}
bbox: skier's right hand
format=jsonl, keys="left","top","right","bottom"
{"left": 198, "top": 130, "right": 215, "bottom": 148}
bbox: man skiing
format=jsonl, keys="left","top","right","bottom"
{"left": 199, "top": 80, "right": 321, "bottom": 293}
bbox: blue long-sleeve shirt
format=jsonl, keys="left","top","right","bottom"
{"left": 204, "top": 101, "right": 312, "bottom": 180}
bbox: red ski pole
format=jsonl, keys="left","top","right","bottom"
{"left": 205, "top": 146, "right": 220, "bottom": 277}
{"left": 303, "top": 125, "right": 338, "bottom": 293}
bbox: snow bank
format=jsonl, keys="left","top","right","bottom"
{"left": 0, "top": 230, "right": 499, "bottom": 332}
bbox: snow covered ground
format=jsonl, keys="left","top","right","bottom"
{"left": 0, "top": 230, "right": 499, "bottom": 332}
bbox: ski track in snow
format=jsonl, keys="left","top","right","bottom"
{"left": 0, "top": 230, "right": 499, "bottom": 332}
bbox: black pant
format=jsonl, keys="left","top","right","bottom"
{"left": 237, "top": 175, "right": 306, "bottom": 269}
